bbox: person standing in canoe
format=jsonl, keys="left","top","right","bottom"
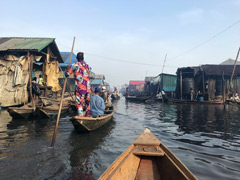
{"left": 66, "top": 52, "right": 92, "bottom": 117}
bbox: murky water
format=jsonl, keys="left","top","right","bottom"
{"left": 0, "top": 97, "right": 240, "bottom": 180}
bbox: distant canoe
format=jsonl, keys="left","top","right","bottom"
{"left": 99, "top": 128, "right": 198, "bottom": 180}
{"left": 70, "top": 106, "right": 114, "bottom": 132}
{"left": 125, "top": 96, "right": 151, "bottom": 102}
{"left": 169, "top": 98, "right": 223, "bottom": 105}
{"left": 111, "top": 94, "right": 120, "bottom": 100}
{"left": 8, "top": 105, "right": 35, "bottom": 119}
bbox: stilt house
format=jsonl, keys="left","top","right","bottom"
{"left": 176, "top": 64, "right": 240, "bottom": 101}
{"left": 0, "top": 37, "right": 63, "bottom": 107}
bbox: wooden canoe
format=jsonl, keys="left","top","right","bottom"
{"left": 168, "top": 98, "right": 223, "bottom": 105}
{"left": 8, "top": 106, "right": 35, "bottom": 119}
{"left": 70, "top": 106, "right": 114, "bottom": 132}
{"left": 38, "top": 104, "right": 70, "bottom": 118}
{"left": 99, "top": 128, "right": 198, "bottom": 180}
{"left": 111, "top": 94, "right": 120, "bottom": 100}
{"left": 125, "top": 96, "right": 151, "bottom": 102}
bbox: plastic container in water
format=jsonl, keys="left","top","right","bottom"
{"left": 198, "top": 96, "right": 204, "bottom": 102}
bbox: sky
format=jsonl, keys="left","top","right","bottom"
{"left": 1, "top": 0, "right": 240, "bottom": 88}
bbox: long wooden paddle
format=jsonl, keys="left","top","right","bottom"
{"left": 51, "top": 37, "right": 76, "bottom": 147}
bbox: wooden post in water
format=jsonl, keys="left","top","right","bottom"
{"left": 180, "top": 70, "right": 182, "bottom": 100}
{"left": 202, "top": 71, "right": 205, "bottom": 97}
{"left": 227, "top": 47, "right": 240, "bottom": 98}
{"left": 51, "top": 37, "right": 75, "bottom": 148}
{"left": 222, "top": 71, "right": 225, "bottom": 103}
{"left": 28, "top": 52, "right": 35, "bottom": 111}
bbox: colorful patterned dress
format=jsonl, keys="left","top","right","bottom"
{"left": 66, "top": 61, "right": 92, "bottom": 117}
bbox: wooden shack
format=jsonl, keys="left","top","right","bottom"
{"left": 128, "top": 81, "right": 145, "bottom": 96}
{"left": 176, "top": 65, "right": 240, "bottom": 101}
{"left": 0, "top": 37, "right": 63, "bottom": 107}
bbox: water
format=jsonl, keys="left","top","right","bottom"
{"left": 0, "top": 98, "right": 240, "bottom": 180}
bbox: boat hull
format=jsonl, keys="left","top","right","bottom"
{"left": 71, "top": 108, "right": 114, "bottom": 132}
{"left": 125, "top": 96, "right": 150, "bottom": 102}
{"left": 39, "top": 105, "right": 69, "bottom": 118}
{"left": 8, "top": 107, "right": 34, "bottom": 119}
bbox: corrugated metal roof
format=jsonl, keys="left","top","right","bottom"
{"left": 0, "top": 38, "right": 25, "bottom": 51}
{"left": 60, "top": 52, "right": 77, "bottom": 64}
{"left": 95, "top": 74, "right": 105, "bottom": 79}
{"left": 2, "top": 38, "right": 54, "bottom": 51}
{"left": 91, "top": 79, "right": 103, "bottom": 85}
{"left": 0, "top": 37, "right": 63, "bottom": 63}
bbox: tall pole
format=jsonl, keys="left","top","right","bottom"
{"left": 180, "top": 70, "right": 183, "bottom": 100}
{"left": 28, "top": 52, "right": 35, "bottom": 111}
{"left": 202, "top": 71, "right": 205, "bottom": 97}
{"left": 51, "top": 37, "right": 75, "bottom": 147}
{"left": 227, "top": 47, "right": 240, "bottom": 98}
{"left": 222, "top": 71, "right": 225, "bottom": 103}
{"left": 157, "top": 54, "right": 167, "bottom": 95}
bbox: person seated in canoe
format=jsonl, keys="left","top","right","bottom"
{"left": 65, "top": 52, "right": 92, "bottom": 117}
{"left": 100, "top": 86, "right": 108, "bottom": 103}
{"left": 90, "top": 87, "right": 105, "bottom": 118}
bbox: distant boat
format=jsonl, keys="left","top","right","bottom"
{"left": 125, "top": 95, "right": 150, "bottom": 102}
{"left": 70, "top": 106, "right": 114, "bottom": 132}
{"left": 111, "top": 94, "right": 120, "bottom": 100}
{"left": 168, "top": 98, "right": 223, "bottom": 105}
{"left": 99, "top": 128, "right": 198, "bottom": 180}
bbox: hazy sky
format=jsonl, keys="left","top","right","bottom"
{"left": 1, "top": 0, "right": 240, "bottom": 87}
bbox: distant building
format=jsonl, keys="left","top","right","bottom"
{"left": 0, "top": 37, "right": 63, "bottom": 107}
{"left": 91, "top": 74, "right": 105, "bottom": 90}
{"left": 176, "top": 64, "right": 240, "bottom": 100}
{"left": 128, "top": 81, "right": 145, "bottom": 96}
{"left": 220, "top": 58, "right": 240, "bottom": 65}
{"left": 146, "top": 73, "right": 177, "bottom": 97}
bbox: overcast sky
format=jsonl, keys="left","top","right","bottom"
{"left": 1, "top": 0, "right": 240, "bottom": 88}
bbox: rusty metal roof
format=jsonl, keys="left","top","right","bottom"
{"left": 0, "top": 37, "right": 54, "bottom": 51}
{"left": 0, "top": 37, "right": 63, "bottom": 62}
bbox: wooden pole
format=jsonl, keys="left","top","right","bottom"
{"left": 227, "top": 47, "right": 240, "bottom": 98}
{"left": 28, "top": 52, "right": 35, "bottom": 111}
{"left": 156, "top": 54, "right": 167, "bottom": 95}
{"left": 51, "top": 37, "right": 75, "bottom": 147}
{"left": 222, "top": 71, "right": 225, "bottom": 103}
{"left": 180, "top": 70, "right": 182, "bottom": 100}
{"left": 202, "top": 71, "right": 205, "bottom": 96}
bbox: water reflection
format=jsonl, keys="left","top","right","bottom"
{"left": 175, "top": 104, "right": 237, "bottom": 140}
{"left": 0, "top": 98, "right": 240, "bottom": 180}
{"left": 69, "top": 119, "right": 116, "bottom": 180}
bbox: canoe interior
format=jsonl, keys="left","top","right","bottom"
{"left": 99, "top": 128, "right": 197, "bottom": 180}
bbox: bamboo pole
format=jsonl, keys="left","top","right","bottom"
{"left": 180, "top": 70, "right": 182, "bottom": 100}
{"left": 227, "top": 47, "right": 240, "bottom": 98}
{"left": 51, "top": 37, "right": 75, "bottom": 147}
